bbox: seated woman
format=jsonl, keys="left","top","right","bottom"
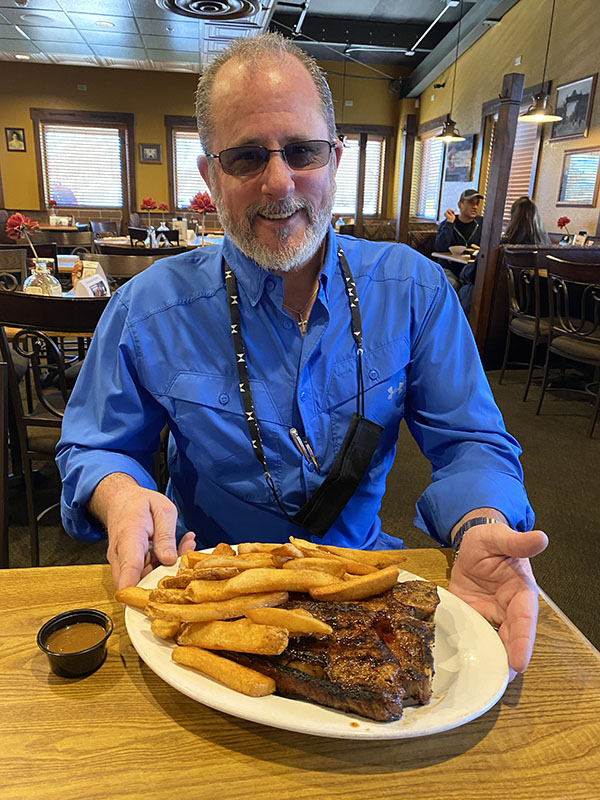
{"left": 503, "top": 196, "right": 550, "bottom": 245}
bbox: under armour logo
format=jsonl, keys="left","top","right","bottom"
{"left": 387, "top": 382, "right": 404, "bottom": 400}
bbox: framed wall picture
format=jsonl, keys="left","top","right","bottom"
{"left": 444, "top": 134, "right": 475, "bottom": 182}
{"left": 550, "top": 74, "right": 597, "bottom": 141}
{"left": 5, "top": 127, "right": 26, "bottom": 152}
{"left": 557, "top": 146, "right": 600, "bottom": 207}
{"left": 139, "top": 143, "right": 162, "bottom": 164}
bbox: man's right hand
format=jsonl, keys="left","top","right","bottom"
{"left": 443, "top": 209, "right": 456, "bottom": 223}
{"left": 89, "top": 473, "right": 196, "bottom": 589}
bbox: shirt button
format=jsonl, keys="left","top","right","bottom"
{"left": 283, "top": 319, "right": 293, "bottom": 330}
{"left": 306, "top": 462, "right": 315, "bottom": 473}
{"left": 218, "top": 393, "right": 230, "bottom": 405}
{"left": 368, "top": 369, "right": 380, "bottom": 380}
{"left": 299, "top": 391, "right": 307, "bottom": 402}
{"left": 265, "top": 277, "right": 276, "bottom": 291}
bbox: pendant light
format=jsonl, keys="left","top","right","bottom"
{"left": 519, "top": 0, "right": 562, "bottom": 123}
{"left": 436, "top": 0, "right": 465, "bottom": 143}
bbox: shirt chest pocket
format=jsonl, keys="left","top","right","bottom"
{"left": 168, "top": 372, "right": 283, "bottom": 502}
{"left": 323, "top": 337, "right": 410, "bottom": 457}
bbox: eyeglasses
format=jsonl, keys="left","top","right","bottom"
{"left": 206, "top": 140, "right": 336, "bottom": 177}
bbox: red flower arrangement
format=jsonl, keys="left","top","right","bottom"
{"left": 140, "top": 196, "right": 158, "bottom": 226}
{"left": 6, "top": 212, "right": 40, "bottom": 259}
{"left": 158, "top": 202, "right": 169, "bottom": 212}
{"left": 188, "top": 190, "right": 216, "bottom": 214}
{"left": 557, "top": 216, "right": 571, "bottom": 234}
{"left": 48, "top": 199, "right": 57, "bottom": 207}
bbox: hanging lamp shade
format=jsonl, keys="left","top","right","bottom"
{"left": 518, "top": 93, "right": 562, "bottom": 123}
{"left": 435, "top": 115, "right": 466, "bottom": 142}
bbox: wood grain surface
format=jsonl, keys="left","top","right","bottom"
{"left": 0, "top": 551, "right": 598, "bottom": 800}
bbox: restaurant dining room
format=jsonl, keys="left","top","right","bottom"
{"left": 0, "top": 0, "right": 599, "bottom": 797}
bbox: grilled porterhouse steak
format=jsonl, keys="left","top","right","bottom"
{"left": 227, "top": 580, "right": 440, "bottom": 722}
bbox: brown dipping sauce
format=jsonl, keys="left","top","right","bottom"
{"left": 46, "top": 622, "right": 107, "bottom": 654}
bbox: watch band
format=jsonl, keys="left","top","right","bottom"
{"left": 451, "top": 517, "right": 503, "bottom": 563}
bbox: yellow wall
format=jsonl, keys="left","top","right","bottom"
{"left": 0, "top": 58, "right": 402, "bottom": 213}
{"left": 417, "top": 0, "right": 600, "bottom": 233}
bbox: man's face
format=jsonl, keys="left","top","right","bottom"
{"left": 458, "top": 197, "right": 481, "bottom": 219}
{"left": 199, "top": 55, "right": 342, "bottom": 272}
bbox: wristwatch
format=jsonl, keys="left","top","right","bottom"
{"left": 451, "top": 517, "right": 503, "bottom": 563}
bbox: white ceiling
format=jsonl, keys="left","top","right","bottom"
{"left": 0, "top": 0, "right": 276, "bottom": 73}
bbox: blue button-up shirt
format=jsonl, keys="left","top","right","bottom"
{"left": 57, "top": 228, "right": 534, "bottom": 549}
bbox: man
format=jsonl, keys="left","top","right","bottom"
{"left": 57, "top": 33, "right": 547, "bottom": 680}
{"left": 434, "top": 189, "right": 484, "bottom": 290}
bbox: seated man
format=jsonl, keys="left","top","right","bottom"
{"left": 434, "top": 189, "right": 484, "bottom": 290}
{"left": 57, "top": 33, "right": 546, "bottom": 681}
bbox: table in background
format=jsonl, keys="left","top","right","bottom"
{"left": 95, "top": 234, "right": 223, "bottom": 249}
{"left": 1, "top": 548, "right": 598, "bottom": 799}
{"left": 431, "top": 250, "right": 475, "bottom": 265}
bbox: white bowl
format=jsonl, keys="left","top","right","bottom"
{"left": 449, "top": 245, "right": 466, "bottom": 255}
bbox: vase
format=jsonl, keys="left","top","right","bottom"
{"left": 24, "top": 260, "right": 62, "bottom": 296}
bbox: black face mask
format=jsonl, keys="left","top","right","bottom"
{"left": 224, "top": 245, "right": 383, "bottom": 538}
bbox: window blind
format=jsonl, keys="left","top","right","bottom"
{"left": 502, "top": 120, "right": 540, "bottom": 226}
{"left": 559, "top": 150, "right": 600, "bottom": 204}
{"left": 41, "top": 124, "right": 124, "bottom": 207}
{"left": 333, "top": 134, "right": 385, "bottom": 216}
{"left": 363, "top": 137, "right": 385, "bottom": 215}
{"left": 481, "top": 120, "right": 496, "bottom": 215}
{"left": 415, "top": 136, "right": 444, "bottom": 219}
{"left": 409, "top": 139, "right": 423, "bottom": 217}
{"left": 173, "top": 129, "right": 209, "bottom": 209}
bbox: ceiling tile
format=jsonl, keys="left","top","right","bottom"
{"left": 0, "top": 0, "right": 63, "bottom": 10}
{"left": 142, "top": 34, "right": 199, "bottom": 51}
{"left": 145, "top": 48, "right": 199, "bottom": 63}
{"left": 38, "top": 41, "right": 95, "bottom": 55}
{"left": 0, "top": 8, "right": 73, "bottom": 27}
{"left": 135, "top": 17, "right": 198, "bottom": 36}
{"left": 66, "top": 12, "right": 138, "bottom": 33}
{"left": 0, "top": 23, "right": 22, "bottom": 39}
{"left": 88, "top": 44, "right": 148, "bottom": 59}
{"left": 0, "top": 38, "right": 41, "bottom": 53}
{"left": 19, "top": 25, "right": 85, "bottom": 42}
{"left": 127, "top": 0, "right": 176, "bottom": 20}
{"left": 59, "top": 0, "right": 134, "bottom": 15}
{"left": 80, "top": 29, "right": 143, "bottom": 47}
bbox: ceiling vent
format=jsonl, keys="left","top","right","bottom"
{"left": 155, "top": 0, "right": 260, "bottom": 20}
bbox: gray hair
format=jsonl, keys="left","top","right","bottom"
{"left": 195, "top": 32, "right": 336, "bottom": 152}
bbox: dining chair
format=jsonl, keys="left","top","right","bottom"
{"left": 499, "top": 248, "right": 550, "bottom": 401}
{"left": 584, "top": 235, "right": 600, "bottom": 247}
{"left": 129, "top": 227, "right": 149, "bottom": 247}
{"left": 0, "top": 248, "right": 27, "bottom": 283}
{"left": 129, "top": 212, "right": 141, "bottom": 228}
{"left": 0, "top": 242, "right": 59, "bottom": 277}
{"left": 536, "top": 255, "right": 600, "bottom": 437}
{"left": 155, "top": 229, "right": 180, "bottom": 246}
{"left": 89, "top": 220, "right": 120, "bottom": 238}
{"left": 0, "top": 361, "right": 8, "bottom": 568}
{"left": 0, "top": 290, "right": 110, "bottom": 565}
{"left": 90, "top": 252, "right": 172, "bottom": 283}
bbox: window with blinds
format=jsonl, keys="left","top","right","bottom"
{"left": 333, "top": 134, "right": 385, "bottom": 216}
{"left": 173, "top": 129, "right": 210, "bottom": 209}
{"left": 502, "top": 119, "right": 541, "bottom": 226}
{"left": 559, "top": 148, "right": 600, "bottom": 205}
{"left": 412, "top": 136, "right": 445, "bottom": 219}
{"left": 409, "top": 139, "right": 422, "bottom": 217}
{"left": 41, "top": 124, "right": 125, "bottom": 207}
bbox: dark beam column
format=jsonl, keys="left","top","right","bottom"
{"left": 354, "top": 132, "right": 367, "bottom": 239}
{"left": 470, "top": 73, "right": 524, "bottom": 356}
{"left": 396, "top": 114, "right": 417, "bottom": 244}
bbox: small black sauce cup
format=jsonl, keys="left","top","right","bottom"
{"left": 37, "top": 608, "right": 113, "bottom": 678}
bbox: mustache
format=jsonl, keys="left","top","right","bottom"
{"left": 246, "top": 197, "right": 313, "bottom": 226}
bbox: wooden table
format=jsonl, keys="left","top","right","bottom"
{"left": 431, "top": 250, "right": 475, "bottom": 265}
{"left": 95, "top": 234, "right": 223, "bottom": 249}
{"left": 1, "top": 550, "right": 598, "bottom": 800}
{"left": 38, "top": 225, "right": 79, "bottom": 231}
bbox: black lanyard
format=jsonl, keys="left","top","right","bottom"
{"left": 223, "top": 245, "right": 382, "bottom": 534}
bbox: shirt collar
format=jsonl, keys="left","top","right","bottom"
{"left": 222, "top": 224, "right": 339, "bottom": 308}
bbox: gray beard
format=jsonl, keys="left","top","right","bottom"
{"left": 212, "top": 181, "right": 336, "bottom": 273}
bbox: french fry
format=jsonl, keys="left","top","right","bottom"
{"left": 271, "top": 542, "right": 305, "bottom": 559}
{"left": 318, "top": 544, "right": 407, "bottom": 569}
{"left": 115, "top": 586, "right": 151, "bottom": 610}
{"left": 197, "top": 554, "right": 276, "bottom": 570}
{"left": 172, "top": 646, "right": 275, "bottom": 697}
{"left": 149, "top": 587, "right": 189, "bottom": 604}
{"left": 159, "top": 570, "right": 196, "bottom": 589}
{"left": 151, "top": 618, "right": 181, "bottom": 640}
{"left": 186, "top": 551, "right": 213, "bottom": 567}
{"left": 184, "top": 579, "right": 235, "bottom": 603}
{"left": 191, "top": 567, "right": 240, "bottom": 581}
{"left": 309, "top": 565, "right": 400, "bottom": 602}
{"left": 245, "top": 607, "right": 333, "bottom": 637}
{"left": 282, "top": 557, "right": 345, "bottom": 578}
{"left": 146, "top": 591, "right": 289, "bottom": 622}
{"left": 211, "top": 542, "right": 236, "bottom": 557}
{"left": 177, "top": 618, "right": 288, "bottom": 654}
{"left": 224, "top": 567, "right": 335, "bottom": 596}
{"left": 179, "top": 552, "right": 191, "bottom": 569}
{"left": 237, "top": 543, "right": 281, "bottom": 553}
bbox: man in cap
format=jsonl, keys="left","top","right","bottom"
{"left": 57, "top": 33, "right": 546, "bottom": 681}
{"left": 434, "top": 189, "right": 484, "bottom": 291}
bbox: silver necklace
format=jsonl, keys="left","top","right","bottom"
{"left": 282, "top": 285, "right": 319, "bottom": 335}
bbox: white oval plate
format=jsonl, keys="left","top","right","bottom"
{"left": 126, "top": 564, "right": 509, "bottom": 740}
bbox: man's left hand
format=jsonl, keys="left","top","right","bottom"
{"left": 448, "top": 523, "right": 548, "bottom": 681}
